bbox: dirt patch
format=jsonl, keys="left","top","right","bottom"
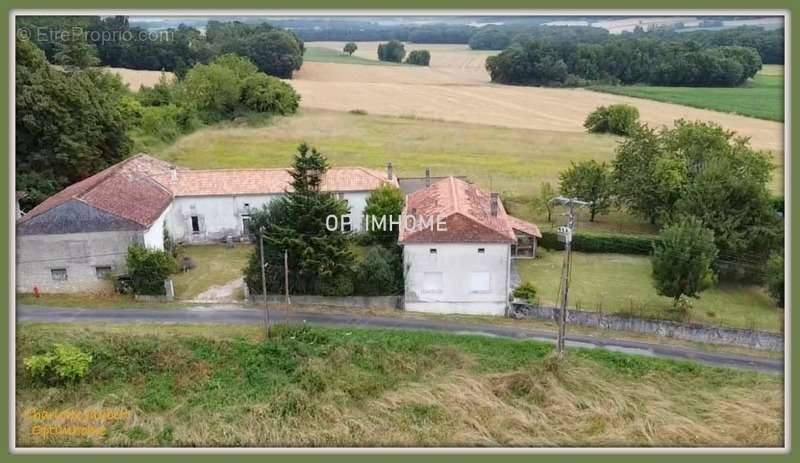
{"left": 105, "top": 67, "right": 175, "bottom": 91}
{"left": 189, "top": 277, "right": 244, "bottom": 303}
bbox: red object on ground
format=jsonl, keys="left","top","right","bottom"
{"left": 33, "top": 286, "right": 40, "bottom": 298}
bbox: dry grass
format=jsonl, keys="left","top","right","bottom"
{"left": 105, "top": 67, "right": 175, "bottom": 92}
{"left": 16, "top": 324, "right": 783, "bottom": 448}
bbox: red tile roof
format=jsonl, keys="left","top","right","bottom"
{"left": 17, "top": 154, "right": 174, "bottom": 228}
{"left": 507, "top": 215, "right": 543, "bottom": 238}
{"left": 151, "top": 167, "right": 398, "bottom": 196}
{"left": 399, "top": 177, "right": 518, "bottom": 244}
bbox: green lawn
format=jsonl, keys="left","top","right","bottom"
{"left": 16, "top": 323, "right": 782, "bottom": 447}
{"left": 588, "top": 65, "right": 784, "bottom": 121}
{"left": 516, "top": 251, "right": 781, "bottom": 332}
{"left": 171, "top": 244, "right": 252, "bottom": 300}
{"left": 304, "top": 46, "right": 401, "bottom": 66}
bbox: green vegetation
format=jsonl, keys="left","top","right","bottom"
{"left": 405, "top": 49, "right": 431, "bottom": 66}
{"left": 512, "top": 282, "right": 538, "bottom": 303}
{"left": 303, "top": 46, "right": 398, "bottom": 66}
{"left": 363, "top": 185, "right": 405, "bottom": 245}
{"left": 343, "top": 42, "right": 357, "bottom": 56}
{"left": 516, "top": 252, "right": 780, "bottom": 331}
{"left": 23, "top": 344, "right": 92, "bottom": 385}
{"left": 765, "top": 250, "right": 785, "bottom": 308}
{"left": 243, "top": 144, "right": 354, "bottom": 296}
{"left": 558, "top": 160, "right": 613, "bottom": 221}
{"left": 16, "top": 323, "right": 782, "bottom": 447}
{"left": 171, "top": 244, "right": 252, "bottom": 300}
{"left": 126, "top": 244, "right": 177, "bottom": 296}
{"left": 652, "top": 218, "right": 718, "bottom": 306}
{"left": 589, "top": 66, "right": 784, "bottom": 121}
{"left": 378, "top": 40, "right": 406, "bottom": 63}
{"left": 583, "top": 104, "right": 640, "bottom": 136}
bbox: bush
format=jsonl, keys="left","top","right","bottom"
{"left": 539, "top": 231, "right": 659, "bottom": 255}
{"left": 405, "top": 50, "right": 431, "bottom": 66}
{"left": 584, "top": 104, "right": 640, "bottom": 136}
{"left": 355, "top": 247, "right": 403, "bottom": 296}
{"left": 24, "top": 344, "right": 92, "bottom": 385}
{"left": 126, "top": 243, "right": 177, "bottom": 295}
{"left": 513, "top": 282, "right": 538, "bottom": 304}
{"left": 320, "top": 272, "right": 354, "bottom": 297}
{"left": 377, "top": 40, "right": 406, "bottom": 63}
{"left": 240, "top": 73, "right": 300, "bottom": 115}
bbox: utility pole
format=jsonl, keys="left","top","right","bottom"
{"left": 284, "top": 249, "right": 290, "bottom": 305}
{"left": 549, "top": 196, "right": 591, "bottom": 359}
{"left": 259, "top": 227, "right": 271, "bottom": 339}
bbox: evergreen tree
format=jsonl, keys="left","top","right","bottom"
{"left": 244, "top": 143, "right": 355, "bottom": 296}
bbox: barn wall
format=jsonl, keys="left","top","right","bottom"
{"left": 16, "top": 230, "right": 141, "bottom": 293}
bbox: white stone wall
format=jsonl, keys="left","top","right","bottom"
{"left": 16, "top": 230, "right": 141, "bottom": 293}
{"left": 166, "top": 191, "right": 372, "bottom": 242}
{"left": 403, "top": 243, "right": 510, "bottom": 316}
{"left": 142, "top": 204, "right": 171, "bottom": 250}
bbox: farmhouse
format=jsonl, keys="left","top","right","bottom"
{"left": 16, "top": 154, "right": 397, "bottom": 293}
{"left": 400, "top": 177, "right": 541, "bottom": 316}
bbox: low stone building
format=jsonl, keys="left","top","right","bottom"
{"left": 399, "top": 176, "right": 541, "bottom": 316}
{"left": 16, "top": 154, "right": 398, "bottom": 293}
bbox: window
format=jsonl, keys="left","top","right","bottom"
{"left": 422, "top": 272, "right": 443, "bottom": 293}
{"left": 51, "top": 268, "right": 68, "bottom": 281}
{"left": 477, "top": 248, "right": 485, "bottom": 254}
{"left": 469, "top": 272, "right": 491, "bottom": 293}
{"left": 191, "top": 216, "right": 200, "bottom": 234}
{"left": 429, "top": 248, "right": 437, "bottom": 255}
{"left": 95, "top": 266, "right": 113, "bottom": 278}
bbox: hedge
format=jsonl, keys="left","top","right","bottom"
{"left": 539, "top": 231, "right": 659, "bottom": 255}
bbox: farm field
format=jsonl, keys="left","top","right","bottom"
{"left": 515, "top": 252, "right": 781, "bottom": 332}
{"left": 16, "top": 323, "right": 783, "bottom": 447}
{"left": 155, "top": 108, "right": 620, "bottom": 198}
{"left": 589, "top": 65, "right": 784, "bottom": 121}
{"left": 105, "top": 67, "right": 175, "bottom": 91}
{"left": 291, "top": 42, "right": 784, "bottom": 154}
{"left": 303, "top": 46, "right": 402, "bottom": 66}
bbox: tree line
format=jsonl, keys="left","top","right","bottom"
{"left": 16, "top": 36, "right": 300, "bottom": 210}
{"left": 16, "top": 16, "right": 305, "bottom": 78}
{"left": 486, "top": 36, "right": 763, "bottom": 87}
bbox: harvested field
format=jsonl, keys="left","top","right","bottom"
{"left": 105, "top": 67, "right": 175, "bottom": 91}
{"left": 292, "top": 42, "right": 784, "bottom": 154}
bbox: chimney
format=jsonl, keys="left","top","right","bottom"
{"left": 170, "top": 165, "right": 177, "bottom": 183}
{"left": 387, "top": 162, "right": 393, "bottom": 180}
{"left": 425, "top": 168, "right": 431, "bottom": 187}
{"left": 490, "top": 192, "right": 499, "bottom": 217}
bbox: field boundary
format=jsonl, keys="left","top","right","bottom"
{"left": 510, "top": 302, "right": 784, "bottom": 352}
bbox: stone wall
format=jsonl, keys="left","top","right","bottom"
{"left": 249, "top": 294, "right": 403, "bottom": 310}
{"left": 510, "top": 303, "right": 784, "bottom": 352}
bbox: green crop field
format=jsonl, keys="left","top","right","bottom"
{"left": 303, "top": 46, "right": 400, "bottom": 66}
{"left": 515, "top": 251, "right": 781, "bottom": 332}
{"left": 16, "top": 323, "right": 782, "bottom": 447}
{"left": 588, "top": 65, "right": 784, "bottom": 122}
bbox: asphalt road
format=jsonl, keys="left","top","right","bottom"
{"left": 16, "top": 305, "right": 784, "bottom": 374}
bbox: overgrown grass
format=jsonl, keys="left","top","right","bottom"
{"left": 589, "top": 65, "right": 784, "bottom": 122}
{"left": 304, "top": 46, "right": 401, "bottom": 66}
{"left": 171, "top": 244, "right": 252, "bottom": 300}
{"left": 155, "top": 108, "right": 620, "bottom": 199}
{"left": 515, "top": 251, "right": 781, "bottom": 332}
{"left": 16, "top": 323, "right": 783, "bottom": 447}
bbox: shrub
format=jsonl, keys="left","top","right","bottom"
{"left": 240, "top": 73, "right": 300, "bottom": 115}
{"left": 539, "top": 231, "right": 659, "bottom": 255}
{"left": 320, "top": 272, "right": 354, "bottom": 297}
{"left": 651, "top": 217, "right": 718, "bottom": 303}
{"left": 127, "top": 243, "right": 177, "bottom": 295}
{"left": 513, "top": 282, "right": 538, "bottom": 304}
{"left": 405, "top": 50, "right": 431, "bottom": 66}
{"left": 584, "top": 104, "right": 640, "bottom": 136}
{"left": 363, "top": 185, "right": 405, "bottom": 245}
{"left": 377, "top": 40, "right": 406, "bottom": 63}
{"left": 24, "top": 344, "right": 92, "bottom": 385}
{"left": 765, "top": 250, "right": 784, "bottom": 308}
{"left": 355, "top": 247, "right": 403, "bottom": 296}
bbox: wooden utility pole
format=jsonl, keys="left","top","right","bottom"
{"left": 259, "top": 227, "right": 271, "bottom": 338}
{"left": 550, "top": 196, "right": 591, "bottom": 359}
{"left": 284, "top": 250, "right": 290, "bottom": 304}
